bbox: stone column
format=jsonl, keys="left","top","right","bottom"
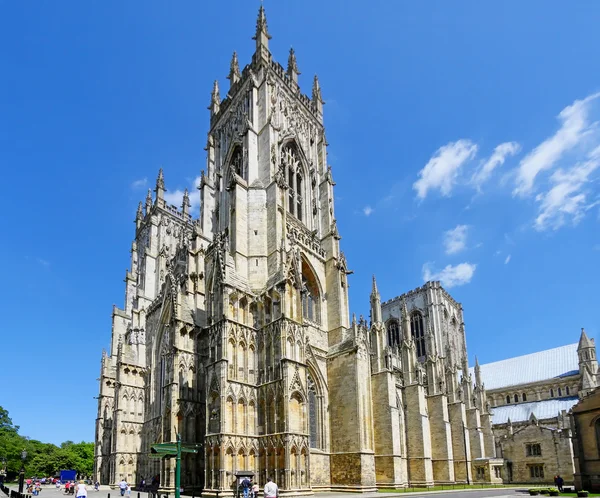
{"left": 448, "top": 402, "right": 472, "bottom": 483}
{"left": 427, "top": 393, "right": 455, "bottom": 483}
{"left": 404, "top": 383, "right": 434, "bottom": 486}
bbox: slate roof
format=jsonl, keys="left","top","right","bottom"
{"left": 471, "top": 343, "right": 579, "bottom": 390}
{"left": 490, "top": 397, "right": 579, "bottom": 424}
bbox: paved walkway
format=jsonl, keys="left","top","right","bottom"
{"left": 4, "top": 484, "right": 529, "bottom": 498}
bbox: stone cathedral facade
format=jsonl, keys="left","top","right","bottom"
{"left": 94, "top": 8, "right": 498, "bottom": 494}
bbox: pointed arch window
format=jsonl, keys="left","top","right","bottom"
{"left": 307, "top": 374, "right": 320, "bottom": 449}
{"left": 566, "top": 386, "right": 570, "bottom": 395}
{"left": 281, "top": 144, "right": 304, "bottom": 223}
{"left": 387, "top": 320, "right": 400, "bottom": 347}
{"left": 230, "top": 146, "right": 246, "bottom": 181}
{"left": 522, "top": 392, "right": 527, "bottom": 402}
{"left": 410, "top": 312, "right": 426, "bottom": 357}
{"left": 506, "top": 395, "right": 511, "bottom": 404}
{"left": 302, "top": 259, "right": 320, "bottom": 324}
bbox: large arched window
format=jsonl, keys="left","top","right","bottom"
{"left": 387, "top": 320, "right": 400, "bottom": 347}
{"left": 282, "top": 144, "right": 304, "bottom": 222}
{"left": 410, "top": 312, "right": 426, "bottom": 357}
{"left": 302, "top": 259, "right": 320, "bottom": 324}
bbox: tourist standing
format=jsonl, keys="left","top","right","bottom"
{"left": 263, "top": 478, "right": 278, "bottom": 498}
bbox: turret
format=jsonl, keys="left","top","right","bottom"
{"left": 209, "top": 80, "right": 220, "bottom": 117}
{"left": 182, "top": 188, "right": 191, "bottom": 217}
{"left": 252, "top": 5, "right": 271, "bottom": 64}
{"left": 155, "top": 168, "right": 165, "bottom": 206}
{"left": 312, "top": 75, "right": 324, "bottom": 116}
{"left": 227, "top": 51, "right": 241, "bottom": 88}
{"left": 370, "top": 275, "right": 382, "bottom": 324}
{"left": 287, "top": 47, "right": 300, "bottom": 85}
{"left": 578, "top": 327, "right": 599, "bottom": 396}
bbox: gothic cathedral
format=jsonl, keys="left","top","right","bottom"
{"left": 95, "top": 8, "right": 497, "bottom": 494}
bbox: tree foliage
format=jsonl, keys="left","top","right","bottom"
{"left": 0, "top": 406, "right": 94, "bottom": 480}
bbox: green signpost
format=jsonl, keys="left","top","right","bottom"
{"left": 151, "top": 434, "right": 200, "bottom": 498}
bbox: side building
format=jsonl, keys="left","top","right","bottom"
{"left": 473, "top": 330, "right": 599, "bottom": 485}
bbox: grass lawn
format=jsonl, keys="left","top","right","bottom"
{"left": 379, "top": 484, "right": 516, "bottom": 492}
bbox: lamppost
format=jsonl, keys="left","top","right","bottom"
{"left": 18, "top": 449, "right": 27, "bottom": 494}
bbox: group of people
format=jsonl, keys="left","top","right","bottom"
{"left": 60, "top": 481, "right": 95, "bottom": 497}
{"left": 240, "top": 477, "right": 278, "bottom": 498}
{"left": 118, "top": 479, "right": 132, "bottom": 497}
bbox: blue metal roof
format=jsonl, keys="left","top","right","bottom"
{"left": 490, "top": 397, "right": 579, "bottom": 424}
{"left": 471, "top": 343, "right": 579, "bottom": 390}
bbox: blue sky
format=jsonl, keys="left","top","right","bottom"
{"left": 1, "top": 1, "right": 599, "bottom": 445}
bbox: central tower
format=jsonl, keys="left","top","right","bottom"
{"left": 201, "top": 6, "right": 354, "bottom": 493}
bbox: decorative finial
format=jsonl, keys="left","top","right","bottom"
{"left": 253, "top": 4, "right": 271, "bottom": 41}
{"left": 209, "top": 80, "right": 221, "bottom": 115}
{"left": 145, "top": 188, "right": 153, "bottom": 214}
{"left": 227, "top": 51, "right": 241, "bottom": 86}
{"left": 287, "top": 47, "right": 300, "bottom": 83}
{"left": 136, "top": 201, "right": 143, "bottom": 220}
{"left": 157, "top": 168, "right": 164, "bottom": 188}
{"left": 371, "top": 275, "right": 379, "bottom": 296}
{"left": 182, "top": 188, "right": 191, "bottom": 217}
{"left": 312, "top": 75, "right": 323, "bottom": 102}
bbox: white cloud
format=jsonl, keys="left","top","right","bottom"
{"left": 164, "top": 176, "right": 202, "bottom": 214}
{"left": 363, "top": 206, "right": 374, "bottom": 216}
{"left": 472, "top": 142, "right": 521, "bottom": 190}
{"left": 504, "top": 255, "right": 511, "bottom": 264}
{"left": 37, "top": 258, "right": 50, "bottom": 267}
{"left": 422, "top": 262, "right": 477, "bottom": 288}
{"left": 534, "top": 148, "right": 600, "bottom": 231}
{"left": 131, "top": 178, "right": 148, "bottom": 189}
{"left": 514, "top": 92, "right": 600, "bottom": 197}
{"left": 413, "top": 139, "right": 478, "bottom": 199}
{"left": 443, "top": 224, "right": 469, "bottom": 255}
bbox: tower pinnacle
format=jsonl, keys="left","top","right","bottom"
{"left": 287, "top": 47, "right": 300, "bottom": 84}
{"left": 252, "top": 4, "right": 271, "bottom": 63}
{"left": 312, "top": 75, "right": 324, "bottom": 115}
{"left": 155, "top": 168, "right": 165, "bottom": 205}
{"left": 136, "top": 201, "right": 143, "bottom": 228}
{"left": 182, "top": 188, "right": 191, "bottom": 217}
{"left": 227, "top": 51, "right": 241, "bottom": 87}
{"left": 145, "top": 189, "right": 153, "bottom": 215}
{"left": 370, "top": 275, "right": 382, "bottom": 324}
{"left": 209, "top": 80, "right": 221, "bottom": 116}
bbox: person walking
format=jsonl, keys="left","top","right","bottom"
{"left": 76, "top": 481, "right": 87, "bottom": 498}
{"left": 251, "top": 481, "right": 259, "bottom": 498}
{"left": 263, "top": 478, "right": 278, "bottom": 498}
{"left": 556, "top": 475, "right": 564, "bottom": 492}
{"left": 118, "top": 479, "right": 128, "bottom": 497}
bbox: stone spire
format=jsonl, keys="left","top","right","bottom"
{"left": 209, "top": 80, "right": 220, "bottom": 116}
{"left": 155, "top": 168, "right": 165, "bottom": 205}
{"left": 287, "top": 47, "right": 300, "bottom": 84}
{"left": 370, "top": 275, "right": 382, "bottom": 324}
{"left": 145, "top": 189, "right": 153, "bottom": 215}
{"left": 182, "top": 188, "right": 191, "bottom": 217}
{"left": 312, "top": 75, "right": 324, "bottom": 115}
{"left": 227, "top": 51, "right": 241, "bottom": 87}
{"left": 252, "top": 4, "right": 271, "bottom": 63}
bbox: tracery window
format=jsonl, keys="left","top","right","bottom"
{"left": 387, "top": 320, "right": 400, "bottom": 347}
{"left": 410, "top": 312, "right": 426, "bottom": 357}
{"left": 282, "top": 144, "right": 304, "bottom": 222}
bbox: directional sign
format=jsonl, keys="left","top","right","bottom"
{"left": 150, "top": 435, "right": 201, "bottom": 498}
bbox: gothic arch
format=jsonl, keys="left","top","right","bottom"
{"left": 301, "top": 256, "right": 322, "bottom": 324}
{"left": 386, "top": 318, "right": 401, "bottom": 347}
{"left": 224, "top": 142, "right": 246, "bottom": 182}
{"left": 280, "top": 140, "right": 310, "bottom": 223}
{"left": 410, "top": 311, "right": 426, "bottom": 358}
